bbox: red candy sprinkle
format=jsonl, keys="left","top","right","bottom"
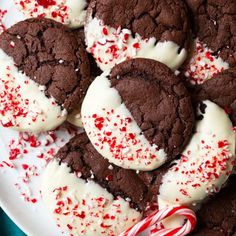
{"left": 184, "top": 39, "right": 227, "bottom": 85}
{"left": 133, "top": 43, "right": 140, "bottom": 49}
{"left": 103, "top": 27, "right": 108, "bottom": 36}
{"left": 94, "top": 117, "right": 105, "bottom": 130}
{"left": 15, "top": 0, "right": 69, "bottom": 24}
{"left": 37, "top": 0, "right": 56, "bottom": 8}
{"left": 0, "top": 9, "right": 7, "bottom": 34}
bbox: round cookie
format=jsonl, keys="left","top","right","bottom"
{"left": 183, "top": 0, "right": 236, "bottom": 84}
{"left": 14, "top": 0, "right": 89, "bottom": 28}
{"left": 85, "top": 0, "right": 191, "bottom": 71}
{"left": 193, "top": 67, "right": 236, "bottom": 126}
{"left": 41, "top": 132, "right": 159, "bottom": 236}
{"left": 157, "top": 101, "right": 236, "bottom": 210}
{"left": 0, "top": 18, "right": 91, "bottom": 133}
{"left": 81, "top": 59, "right": 195, "bottom": 171}
{"left": 192, "top": 176, "right": 236, "bottom": 236}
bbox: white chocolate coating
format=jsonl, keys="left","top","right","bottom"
{"left": 41, "top": 160, "right": 141, "bottom": 236}
{"left": 85, "top": 17, "right": 187, "bottom": 71}
{"left": 81, "top": 71, "right": 167, "bottom": 171}
{"left": 0, "top": 49, "right": 67, "bottom": 133}
{"left": 158, "top": 101, "right": 236, "bottom": 209}
{"left": 14, "top": 0, "right": 88, "bottom": 28}
{"left": 184, "top": 39, "right": 229, "bottom": 85}
{"left": 67, "top": 108, "right": 83, "bottom": 128}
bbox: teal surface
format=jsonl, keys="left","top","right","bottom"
{"left": 0, "top": 209, "right": 26, "bottom": 236}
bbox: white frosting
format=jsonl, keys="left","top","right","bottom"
{"left": 14, "top": 0, "right": 88, "bottom": 28}
{"left": 41, "top": 160, "right": 141, "bottom": 236}
{"left": 184, "top": 39, "right": 229, "bottom": 85}
{"left": 158, "top": 101, "right": 236, "bottom": 209}
{"left": 0, "top": 49, "right": 67, "bottom": 133}
{"left": 85, "top": 17, "right": 187, "bottom": 71}
{"left": 81, "top": 71, "right": 167, "bottom": 171}
{"left": 67, "top": 108, "right": 83, "bottom": 128}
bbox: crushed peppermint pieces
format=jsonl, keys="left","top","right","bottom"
{"left": 169, "top": 138, "right": 235, "bottom": 202}
{"left": 87, "top": 19, "right": 151, "bottom": 69}
{"left": 0, "top": 123, "right": 78, "bottom": 205}
{"left": 0, "top": 9, "right": 7, "bottom": 34}
{"left": 0, "top": 62, "right": 66, "bottom": 128}
{"left": 84, "top": 109, "right": 159, "bottom": 167}
{"left": 14, "top": 0, "right": 69, "bottom": 24}
{"left": 184, "top": 39, "right": 229, "bottom": 85}
{"left": 51, "top": 185, "right": 139, "bottom": 235}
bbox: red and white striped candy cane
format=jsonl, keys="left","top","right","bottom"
{"left": 119, "top": 205, "right": 196, "bottom": 236}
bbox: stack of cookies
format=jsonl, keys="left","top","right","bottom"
{"left": 0, "top": 0, "right": 236, "bottom": 235}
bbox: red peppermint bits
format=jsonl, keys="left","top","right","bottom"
{"left": 103, "top": 27, "right": 108, "bottom": 36}
{"left": 9, "top": 148, "right": 21, "bottom": 160}
{"left": 37, "top": 0, "right": 56, "bottom": 8}
{"left": 22, "top": 164, "right": 29, "bottom": 170}
{"left": 180, "top": 189, "right": 189, "bottom": 197}
{"left": 133, "top": 43, "right": 140, "bottom": 49}
{"left": 172, "top": 135, "right": 233, "bottom": 199}
{"left": 184, "top": 39, "right": 228, "bottom": 85}
{"left": 94, "top": 116, "right": 105, "bottom": 130}
{"left": 0, "top": 9, "right": 7, "bottom": 34}
{"left": 87, "top": 109, "right": 161, "bottom": 168}
{"left": 218, "top": 140, "right": 229, "bottom": 148}
{"left": 15, "top": 0, "right": 70, "bottom": 24}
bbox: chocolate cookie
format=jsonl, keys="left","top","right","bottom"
{"left": 185, "top": 0, "right": 236, "bottom": 66}
{"left": 14, "top": 0, "right": 90, "bottom": 28}
{"left": 182, "top": 0, "right": 236, "bottom": 84}
{"left": 41, "top": 132, "right": 158, "bottom": 236}
{"left": 82, "top": 58, "right": 195, "bottom": 171}
{"left": 192, "top": 176, "right": 236, "bottom": 236}
{"left": 56, "top": 132, "right": 157, "bottom": 212}
{"left": 193, "top": 67, "right": 236, "bottom": 125}
{"left": 0, "top": 18, "right": 91, "bottom": 133}
{"left": 85, "top": 0, "right": 191, "bottom": 71}
{"left": 149, "top": 101, "right": 235, "bottom": 210}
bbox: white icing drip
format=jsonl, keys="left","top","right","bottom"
{"left": 81, "top": 70, "right": 167, "bottom": 171}
{"left": 0, "top": 49, "right": 67, "bottom": 133}
{"left": 85, "top": 17, "right": 187, "bottom": 71}
{"left": 158, "top": 101, "right": 236, "bottom": 208}
{"left": 14, "top": 0, "right": 88, "bottom": 28}
{"left": 184, "top": 39, "right": 229, "bottom": 85}
{"left": 41, "top": 160, "right": 141, "bottom": 236}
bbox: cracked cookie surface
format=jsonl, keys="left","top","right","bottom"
{"left": 110, "top": 59, "right": 195, "bottom": 158}
{"left": 81, "top": 59, "right": 195, "bottom": 171}
{"left": 85, "top": 0, "right": 191, "bottom": 71}
{"left": 185, "top": 0, "right": 236, "bottom": 66}
{"left": 193, "top": 67, "right": 236, "bottom": 125}
{"left": 0, "top": 18, "right": 91, "bottom": 112}
{"left": 91, "top": 0, "right": 190, "bottom": 49}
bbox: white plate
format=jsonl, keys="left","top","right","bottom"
{"left": 0, "top": 125, "right": 77, "bottom": 236}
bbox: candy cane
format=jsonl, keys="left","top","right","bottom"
{"left": 119, "top": 206, "right": 197, "bottom": 236}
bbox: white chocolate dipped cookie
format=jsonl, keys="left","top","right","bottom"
{"left": 81, "top": 59, "right": 195, "bottom": 171}
{"left": 85, "top": 0, "right": 191, "bottom": 71}
{"left": 0, "top": 18, "right": 91, "bottom": 133}
{"left": 158, "top": 101, "right": 236, "bottom": 209}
